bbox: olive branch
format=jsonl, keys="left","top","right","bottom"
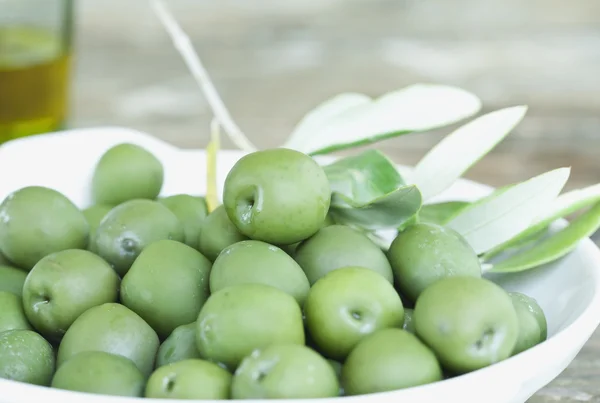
{"left": 149, "top": 0, "right": 600, "bottom": 275}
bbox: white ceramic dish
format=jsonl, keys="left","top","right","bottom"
{"left": 1, "top": 127, "right": 600, "bottom": 403}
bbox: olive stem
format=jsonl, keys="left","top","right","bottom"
{"left": 150, "top": 0, "right": 258, "bottom": 152}
{"left": 206, "top": 118, "right": 221, "bottom": 213}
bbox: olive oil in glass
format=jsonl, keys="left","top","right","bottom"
{"left": 0, "top": 0, "right": 74, "bottom": 143}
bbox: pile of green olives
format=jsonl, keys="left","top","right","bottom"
{"left": 0, "top": 143, "right": 548, "bottom": 399}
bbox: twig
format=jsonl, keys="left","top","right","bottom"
{"left": 150, "top": 0, "right": 257, "bottom": 152}
{"left": 206, "top": 118, "right": 221, "bottom": 212}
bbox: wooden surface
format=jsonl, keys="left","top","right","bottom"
{"left": 70, "top": 1, "right": 600, "bottom": 401}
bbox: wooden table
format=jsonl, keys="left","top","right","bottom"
{"left": 70, "top": 1, "right": 600, "bottom": 401}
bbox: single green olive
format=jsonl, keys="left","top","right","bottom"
{"left": 209, "top": 240, "right": 310, "bottom": 305}
{"left": 158, "top": 194, "right": 208, "bottom": 249}
{"left": 91, "top": 143, "right": 164, "bottom": 206}
{"left": 196, "top": 283, "right": 305, "bottom": 370}
{"left": 294, "top": 225, "right": 394, "bottom": 285}
{"left": 0, "top": 186, "right": 89, "bottom": 270}
{"left": 342, "top": 328, "right": 442, "bottom": 395}
{"left": 51, "top": 351, "right": 145, "bottom": 397}
{"left": 223, "top": 148, "right": 331, "bottom": 245}
{"left": 232, "top": 344, "right": 339, "bottom": 399}
{"left": 413, "top": 276, "right": 519, "bottom": 374}
{"left": 145, "top": 359, "right": 232, "bottom": 400}
{"left": 120, "top": 239, "right": 212, "bottom": 339}
{"left": 57, "top": 303, "right": 160, "bottom": 377}
{"left": 304, "top": 266, "right": 404, "bottom": 361}
{"left": 387, "top": 222, "right": 482, "bottom": 302}
{"left": 93, "top": 199, "right": 184, "bottom": 276}
{"left": 22, "top": 249, "right": 120, "bottom": 342}
{"left": 509, "top": 292, "right": 548, "bottom": 355}
{"left": 198, "top": 205, "right": 248, "bottom": 262}
{"left": 155, "top": 323, "right": 201, "bottom": 368}
{"left": 0, "top": 329, "right": 55, "bottom": 386}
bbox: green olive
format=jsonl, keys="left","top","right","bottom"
{"left": 413, "top": 276, "right": 519, "bottom": 374}
{"left": 0, "top": 186, "right": 89, "bottom": 270}
{"left": 294, "top": 225, "right": 393, "bottom": 285}
{"left": 198, "top": 205, "right": 248, "bottom": 262}
{"left": 387, "top": 222, "right": 482, "bottom": 302}
{"left": 91, "top": 143, "right": 164, "bottom": 205}
{"left": 93, "top": 199, "right": 184, "bottom": 276}
{"left": 223, "top": 148, "right": 331, "bottom": 245}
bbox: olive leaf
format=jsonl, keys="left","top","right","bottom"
{"left": 411, "top": 106, "right": 528, "bottom": 201}
{"left": 482, "top": 183, "right": 600, "bottom": 260}
{"left": 285, "top": 93, "right": 371, "bottom": 148}
{"left": 418, "top": 201, "right": 471, "bottom": 225}
{"left": 283, "top": 84, "right": 482, "bottom": 156}
{"left": 488, "top": 201, "right": 600, "bottom": 273}
{"left": 323, "top": 149, "right": 421, "bottom": 230}
{"left": 447, "top": 167, "right": 571, "bottom": 255}
{"left": 323, "top": 149, "right": 405, "bottom": 204}
{"left": 328, "top": 185, "right": 422, "bottom": 230}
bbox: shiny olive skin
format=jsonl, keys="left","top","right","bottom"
{"left": 121, "top": 239, "right": 212, "bottom": 339}
{"left": 159, "top": 194, "right": 208, "bottom": 249}
{"left": 0, "top": 291, "right": 32, "bottom": 333}
{"left": 210, "top": 240, "right": 310, "bottom": 305}
{"left": 223, "top": 148, "right": 331, "bottom": 245}
{"left": 57, "top": 303, "right": 160, "bottom": 377}
{"left": 198, "top": 205, "right": 248, "bottom": 262}
{"left": 304, "top": 266, "right": 404, "bottom": 361}
{"left": 387, "top": 222, "right": 482, "bottom": 302}
{"left": 196, "top": 283, "right": 305, "bottom": 370}
{"left": 342, "top": 328, "right": 442, "bottom": 395}
{"left": 0, "top": 264, "right": 27, "bottom": 297}
{"left": 82, "top": 204, "right": 114, "bottom": 253}
{"left": 232, "top": 344, "right": 339, "bottom": 399}
{"left": 294, "top": 225, "right": 394, "bottom": 285}
{"left": 94, "top": 199, "right": 184, "bottom": 276}
{"left": 0, "top": 329, "right": 55, "bottom": 386}
{"left": 145, "top": 359, "right": 232, "bottom": 400}
{"left": 402, "top": 308, "right": 415, "bottom": 334}
{"left": 414, "top": 276, "right": 519, "bottom": 374}
{"left": 91, "top": 143, "right": 164, "bottom": 206}
{"left": 509, "top": 292, "right": 548, "bottom": 355}
{"left": 156, "top": 323, "right": 201, "bottom": 368}
{"left": 51, "top": 351, "right": 145, "bottom": 397}
{"left": 22, "top": 249, "right": 120, "bottom": 342}
{"left": 0, "top": 186, "right": 89, "bottom": 270}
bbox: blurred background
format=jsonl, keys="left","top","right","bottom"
{"left": 70, "top": 0, "right": 600, "bottom": 192}
{"left": 2, "top": 1, "right": 600, "bottom": 401}
{"left": 3, "top": 0, "right": 600, "bottom": 190}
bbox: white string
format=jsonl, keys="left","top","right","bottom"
{"left": 149, "top": 0, "right": 258, "bottom": 152}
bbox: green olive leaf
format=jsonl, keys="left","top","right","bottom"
{"left": 488, "top": 201, "right": 600, "bottom": 273}
{"left": 447, "top": 167, "right": 571, "bottom": 255}
{"left": 323, "top": 149, "right": 405, "bottom": 205}
{"left": 418, "top": 201, "right": 471, "bottom": 225}
{"left": 328, "top": 185, "right": 422, "bottom": 230}
{"left": 323, "top": 149, "right": 420, "bottom": 231}
{"left": 283, "top": 84, "right": 482, "bottom": 156}
{"left": 482, "top": 183, "right": 600, "bottom": 260}
{"left": 411, "top": 106, "right": 527, "bottom": 201}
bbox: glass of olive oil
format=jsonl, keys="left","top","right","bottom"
{"left": 0, "top": 0, "right": 74, "bottom": 143}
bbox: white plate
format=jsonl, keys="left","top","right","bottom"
{"left": 1, "top": 127, "right": 599, "bottom": 403}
